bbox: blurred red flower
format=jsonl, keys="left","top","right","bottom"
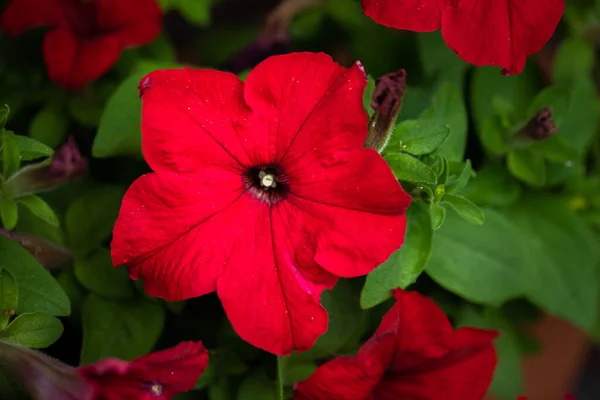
{"left": 111, "top": 52, "right": 411, "bottom": 356}
{"left": 294, "top": 289, "right": 498, "bottom": 400}
{"left": 361, "top": 0, "right": 564, "bottom": 75}
{"left": 78, "top": 341, "right": 208, "bottom": 400}
{"left": 0, "top": 0, "right": 162, "bottom": 88}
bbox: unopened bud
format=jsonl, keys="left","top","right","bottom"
{"left": 0, "top": 228, "right": 73, "bottom": 269}
{"left": 364, "top": 69, "right": 407, "bottom": 152}
{"left": 521, "top": 107, "right": 557, "bottom": 141}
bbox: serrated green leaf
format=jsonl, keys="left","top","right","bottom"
{"left": 507, "top": 149, "right": 545, "bottom": 186}
{"left": 0, "top": 236, "right": 70, "bottom": 316}
{"left": 81, "top": 294, "right": 165, "bottom": 363}
{"left": 388, "top": 120, "right": 450, "bottom": 156}
{"left": 0, "top": 269, "right": 18, "bottom": 330}
{"left": 0, "top": 313, "right": 63, "bottom": 349}
{"left": 2, "top": 130, "right": 20, "bottom": 179}
{"left": 361, "top": 204, "right": 433, "bottom": 308}
{"left": 16, "top": 195, "right": 58, "bottom": 227}
{"left": 28, "top": 106, "right": 67, "bottom": 149}
{"left": 384, "top": 153, "right": 437, "bottom": 184}
{"left": 0, "top": 198, "right": 18, "bottom": 231}
{"left": 65, "top": 186, "right": 125, "bottom": 255}
{"left": 442, "top": 194, "right": 484, "bottom": 225}
{"left": 74, "top": 248, "right": 133, "bottom": 300}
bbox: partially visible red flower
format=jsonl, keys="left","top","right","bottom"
{"left": 0, "top": 0, "right": 162, "bottom": 88}
{"left": 78, "top": 341, "right": 208, "bottom": 400}
{"left": 111, "top": 52, "right": 411, "bottom": 356}
{"left": 294, "top": 289, "right": 498, "bottom": 400}
{"left": 361, "top": 0, "right": 565, "bottom": 75}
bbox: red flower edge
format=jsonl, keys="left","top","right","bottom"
{"left": 0, "top": 0, "right": 162, "bottom": 88}
{"left": 110, "top": 52, "right": 411, "bottom": 356}
{"left": 78, "top": 341, "right": 208, "bottom": 400}
{"left": 294, "top": 289, "right": 498, "bottom": 400}
{"left": 361, "top": 0, "right": 565, "bottom": 74}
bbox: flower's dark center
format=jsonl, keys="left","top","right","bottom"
{"left": 243, "top": 164, "right": 289, "bottom": 204}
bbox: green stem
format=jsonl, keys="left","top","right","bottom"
{"left": 276, "top": 356, "right": 285, "bottom": 400}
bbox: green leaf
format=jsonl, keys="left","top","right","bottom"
{"left": 426, "top": 208, "right": 528, "bottom": 305}
{"left": 0, "top": 269, "right": 18, "bottom": 330}
{"left": 280, "top": 356, "right": 316, "bottom": 386}
{"left": 553, "top": 38, "right": 594, "bottom": 84}
{"left": 164, "top": 0, "right": 214, "bottom": 26}
{"left": 290, "top": 7, "right": 325, "bottom": 40}
{"left": 28, "top": 106, "right": 67, "bottom": 148}
{"left": 0, "top": 198, "right": 18, "bottom": 231}
{"left": 361, "top": 204, "right": 433, "bottom": 308}
{"left": 65, "top": 186, "right": 125, "bottom": 254}
{"left": 420, "top": 82, "right": 467, "bottom": 161}
{"left": 310, "top": 280, "right": 366, "bottom": 358}
{"left": 480, "top": 116, "right": 509, "bottom": 154}
{"left": 16, "top": 195, "right": 59, "bottom": 227}
{"left": 387, "top": 120, "right": 450, "bottom": 156}
{"left": 559, "top": 76, "right": 600, "bottom": 154}
{"left": 81, "top": 294, "right": 165, "bottom": 363}
{"left": 508, "top": 196, "right": 600, "bottom": 331}
{"left": 526, "top": 85, "right": 569, "bottom": 126}
{"left": 442, "top": 194, "right": 484, "bottom": 225}
{"left": 0, "top": 105, "right": 8, "bottom": 129}
{"left": 507, "top": 149, "right": 545, "bottom": 186}
{"left": 0, "top": 236, "right": 70, "bottom": 316}
{"left": 2, "top": 130, "right": 20, "bottom": 179}
{"left": 532, "top": 135, "right": 578, "bottom": 163}
{"left": 0, "top": 313, "right": 63, "bottom": 349}
{"left": 11, "top": 135, "right": 54, "bottom": 161}
{"left": 446, "top": 160, "right": 473, "bottom": 194}
{"left": 74, "top": 248, "right": 133, "bottom": 300}
{"left": 456, "top": 307, "right": 523, "bottom": 400}
{"left": 417, "top": 31, "right": 467, "bottom": 84}
{"left": 384, "top": 153, "right": 437, "bottom": 184}
{"left": 363, "top": 75, "right": 376, "bottom": 117}
{"left": 430, "top": 203, "right": 445, "bottom": 230}
{"left": 237, "top": 373, "right": 277, "bottom": 400}
{"left": 325, "top": 0, "right": 366, "bottom": 30}
{"left": 461, "top": 163, "right": 522, "bottom": 207}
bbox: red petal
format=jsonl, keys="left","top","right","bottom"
{"left": 286, "top": 149, "right": 410, "bottom": 277}
{"left": 0, "top": 0, "right": 65, "bottom": 36}
{"left": 111, "top": 171, "right": 244, "bottom": 300}
{"left": 139, "top": 68, "right": 253, "bottom": 174}
{"left": 361, "top": 0, "right": 446, "bottom": 32}
{"left": 95, "top": 0, "right": 162, "bottom": 47}
{"left": 42, "top": 28, "right": 121, "bottom": 89}
{"left": 243, "top": 52, "right": 367, "bottom": 164}
{"left": 216, "top": 196, "right": 330, "bottom": 356}
{"left": 441, "top": 0, "right": 564, "bottom": 74}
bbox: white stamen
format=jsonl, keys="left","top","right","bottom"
{"left": 150, "top": 383, "right": 163, "bottom": 396}
{"left": 261, "top": 174, "right": 275, "bottom": 188}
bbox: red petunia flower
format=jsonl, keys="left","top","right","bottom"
{"left": 361, "top": 0, "right": 565, "bottom": 75}
{"left": 294, "top": 289, "right": 498, "bottom": 400}
{"left": 78, "top": 341, "right": 208, "bottom": 400}
{"left": 110, "top": 52, "right": 411, "bottom": 356}
{"left": 0, "top": 0, "right": 162, "bottom": 88}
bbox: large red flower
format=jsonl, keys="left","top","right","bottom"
{"left": 361, "top": 0, "right": 565, "bottom": 75}
{"left": 78, "top": 341, "right": 208, "bottom": 400}
{"left": 111, "top": 52, "right": 411, "bottom": 355}
{"left": 0, "top": 0, "right": 162, "bottom": 88}
{"left": 294, "top": 289, "right": 498, "bottom": 400}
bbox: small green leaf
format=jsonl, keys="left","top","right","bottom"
{"left": 0, "top": 269, "right": 18, "bottom": 330}
{"left": 0, "top": 236, "right": 70, "bottom": 316}
{"left": 360, "top": 204, "right": 433, "bottom": 308}
{"left": 74, "top": 248, "right": 133, "bottom": 300}
{"left": 0, "top": 105, "right": 9, "bottom": 129}
{"left": 430, "top": 203, "right": 445, "bottom": 230}
{"left": 81, "top": 294, "right": 165, "bottom": 363}
{"left": 2, "top": 130, "right": 20, "bottom": 179}
{"left": 65, "top": 186, "right": 126, "bottom": 255}
{"left": 363, "top": 75, "right": 376, "bottom": 117}
{"left": 420, "top": 82, "right": 467, "bottom": 161}
{"left": 553, "top": 38, "right": 594, "bottom": 84}
{"left": 0, "top": 198, "right": 18, "bottom": 231}
{"left": 28, "top": 106, "right": 68, "bottom": 149}
{"left": 0, "top": 313, "right": 63, "bottom": 349}
{"left": 11, "top": 135, "right": 54, "bottom": 161}
{"left": 388, "top": 120, "right": 450, "bottom": 156}
{"left": 237, "top": 373, "right": 277, "bottom": 400}
{"left": 16, "top": 195, "right": 59, "bottom": 227}
{"left": 384, "top": 153, "right": 437, "bottom": 184}
{"left": 446, "top": 160, "right": 473, "bottom": 194}
{"left": 507, "top": 149, "right": 546, "bottom": 186}
{"left": 461, "top": 163, "right": 522, "bottom": 207}
{"left": 480, "top": 116, "right": 509, "bottom": 154}
{"left": 442, "top": 194, "right": 484, "bottom": 225}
